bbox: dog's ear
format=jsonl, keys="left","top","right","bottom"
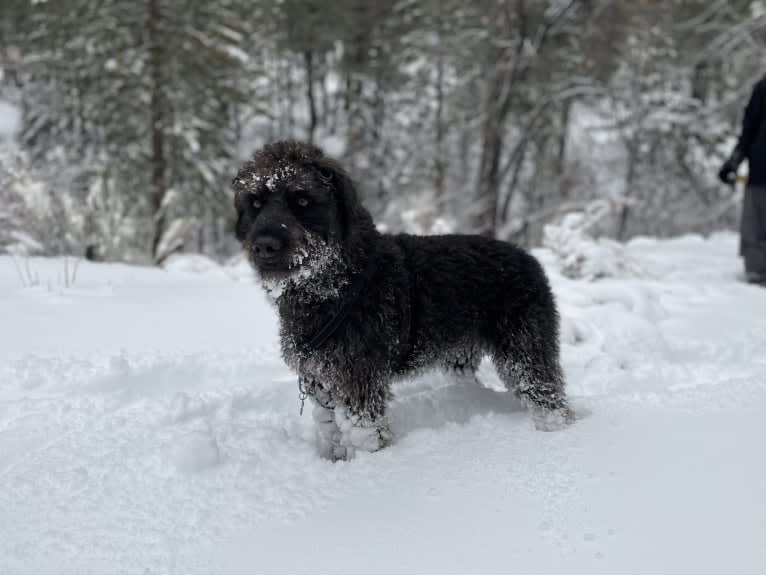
{"left": 313, "top": 156, "right": 374, "bottom": 241}
{"left": 231, "top": 182, "right": 246, "bottom": 242}
{"left": 234, "top": 209, "right": 246, "bottom": 242}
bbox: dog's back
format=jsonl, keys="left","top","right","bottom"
{"left": 392, "top": 233, "right": 556, "bottom": 342}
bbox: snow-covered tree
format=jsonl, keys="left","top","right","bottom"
{"left": 14, "top": 0, "right": 253, "bottom": 262}
{"left": 2, "top": 0, "right": 765, "bottom": 260}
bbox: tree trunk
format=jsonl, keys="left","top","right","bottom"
{"left": 473, "top": 61, "right": 516, "bottom": 237}
{"left": 343, "top": 35, "right": 367, "bottom": 169}
{"left": 472, "top": 0, "right": 528, "bottom": 237}
{"left": 618, "top": 139, "right": 638, "bottom": 240}
{"left": 148, "top": 0, "right": 168, "bottom": 263}
{"left": 434, "top": 44, "right": 446, "bottom": 199}
{"left": 304, "top": 50, "right": 317, "bottom": 143}
{"left": 319, "top": 55, "right": 335, "bottom": 134}
{"left": 286, "top": 58, "right": 295, "bottom": 134}
{"left": 556, "top": 100, "right": 571, "bottom": 199}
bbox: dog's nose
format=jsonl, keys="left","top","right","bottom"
{"left": 253, "top": 235, "right": 285, "bottom": 260}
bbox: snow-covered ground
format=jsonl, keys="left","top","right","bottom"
{"left": 2, "top": 234, "right": 765, "bottom": 574}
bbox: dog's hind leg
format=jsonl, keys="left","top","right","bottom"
{"left": 492, "top": 327, "right": 573, "bottom": 430}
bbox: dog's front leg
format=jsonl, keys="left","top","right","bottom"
{"left": 331, "top": 384, "right": 392, "bottom": 460}
{"left": 307, "top": 383, "right": 347, "bottom": 461}
{"left": 309, "top": 378, "right": 392, "bottom": 461}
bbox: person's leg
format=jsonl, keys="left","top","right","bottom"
{"left": 741, "top": 186, "right": 766, "bottom": 284}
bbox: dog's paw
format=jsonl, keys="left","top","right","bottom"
{"left": 344, "top": 423, "right": 393, "bottom": 453}
{"left": 318, "top": 442, "right": 349, "bottom": 462}
{"left": 332, "top": 406, "right": 392, "bottom": 459}
{"left": 531, "top": 404, "right": 575, "bottom": 432}
{"left": 312, "top": 402, "right": 393, "bottom": 461}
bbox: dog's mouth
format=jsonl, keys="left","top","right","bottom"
{"left": 250, "top": 234, "right": 346, "bottom": 300}
{"left": 251, "top": 246, "right": 310, "bottom": 275}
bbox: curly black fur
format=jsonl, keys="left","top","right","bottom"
{"left": 233, "top": 141, "right": 573, "bottom": 460}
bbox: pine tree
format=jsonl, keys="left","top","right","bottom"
{"left": 3, "top": 0, "right": 766, "bottom": 258}
{"left": 16, "top": 0, "right": 253, "bottom": 262}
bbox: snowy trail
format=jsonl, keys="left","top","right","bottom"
{"left": 2, "top": 235, "right": 765, "bottom": 574}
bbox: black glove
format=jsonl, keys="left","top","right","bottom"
{"left": 718, "top": 160, "right": 737, "bottom": 185}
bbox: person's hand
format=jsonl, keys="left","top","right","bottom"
{"left": 718, "top": 160, "right": 737, "bottom": 186}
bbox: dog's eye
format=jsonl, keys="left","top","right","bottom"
{"left": 252, "top": 198, "right": 263, "bottom": 210}
{"left": 296, "top": 197, "right": 310, "bottom": 208}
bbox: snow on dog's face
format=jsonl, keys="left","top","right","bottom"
{"left": 232, "top": 142, "right": 351, "bottom": 299}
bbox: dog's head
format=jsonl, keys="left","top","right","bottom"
{"left": 232, "top": 141, "right": 373, "bottom": 295}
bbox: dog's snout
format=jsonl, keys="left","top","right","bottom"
{"left": 253, "top": 235, "right": 285, "bottom": 260}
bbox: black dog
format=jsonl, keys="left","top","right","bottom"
{"left": 234, "top": 141, "right": 573, "bottom": 460}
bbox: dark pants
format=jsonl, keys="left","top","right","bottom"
{"left": 741, "top": 186, "right": 766, "bottom": 276}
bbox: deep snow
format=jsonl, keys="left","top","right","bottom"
{"left": 2, "top": 234, "right": 765, "bottom": 574}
